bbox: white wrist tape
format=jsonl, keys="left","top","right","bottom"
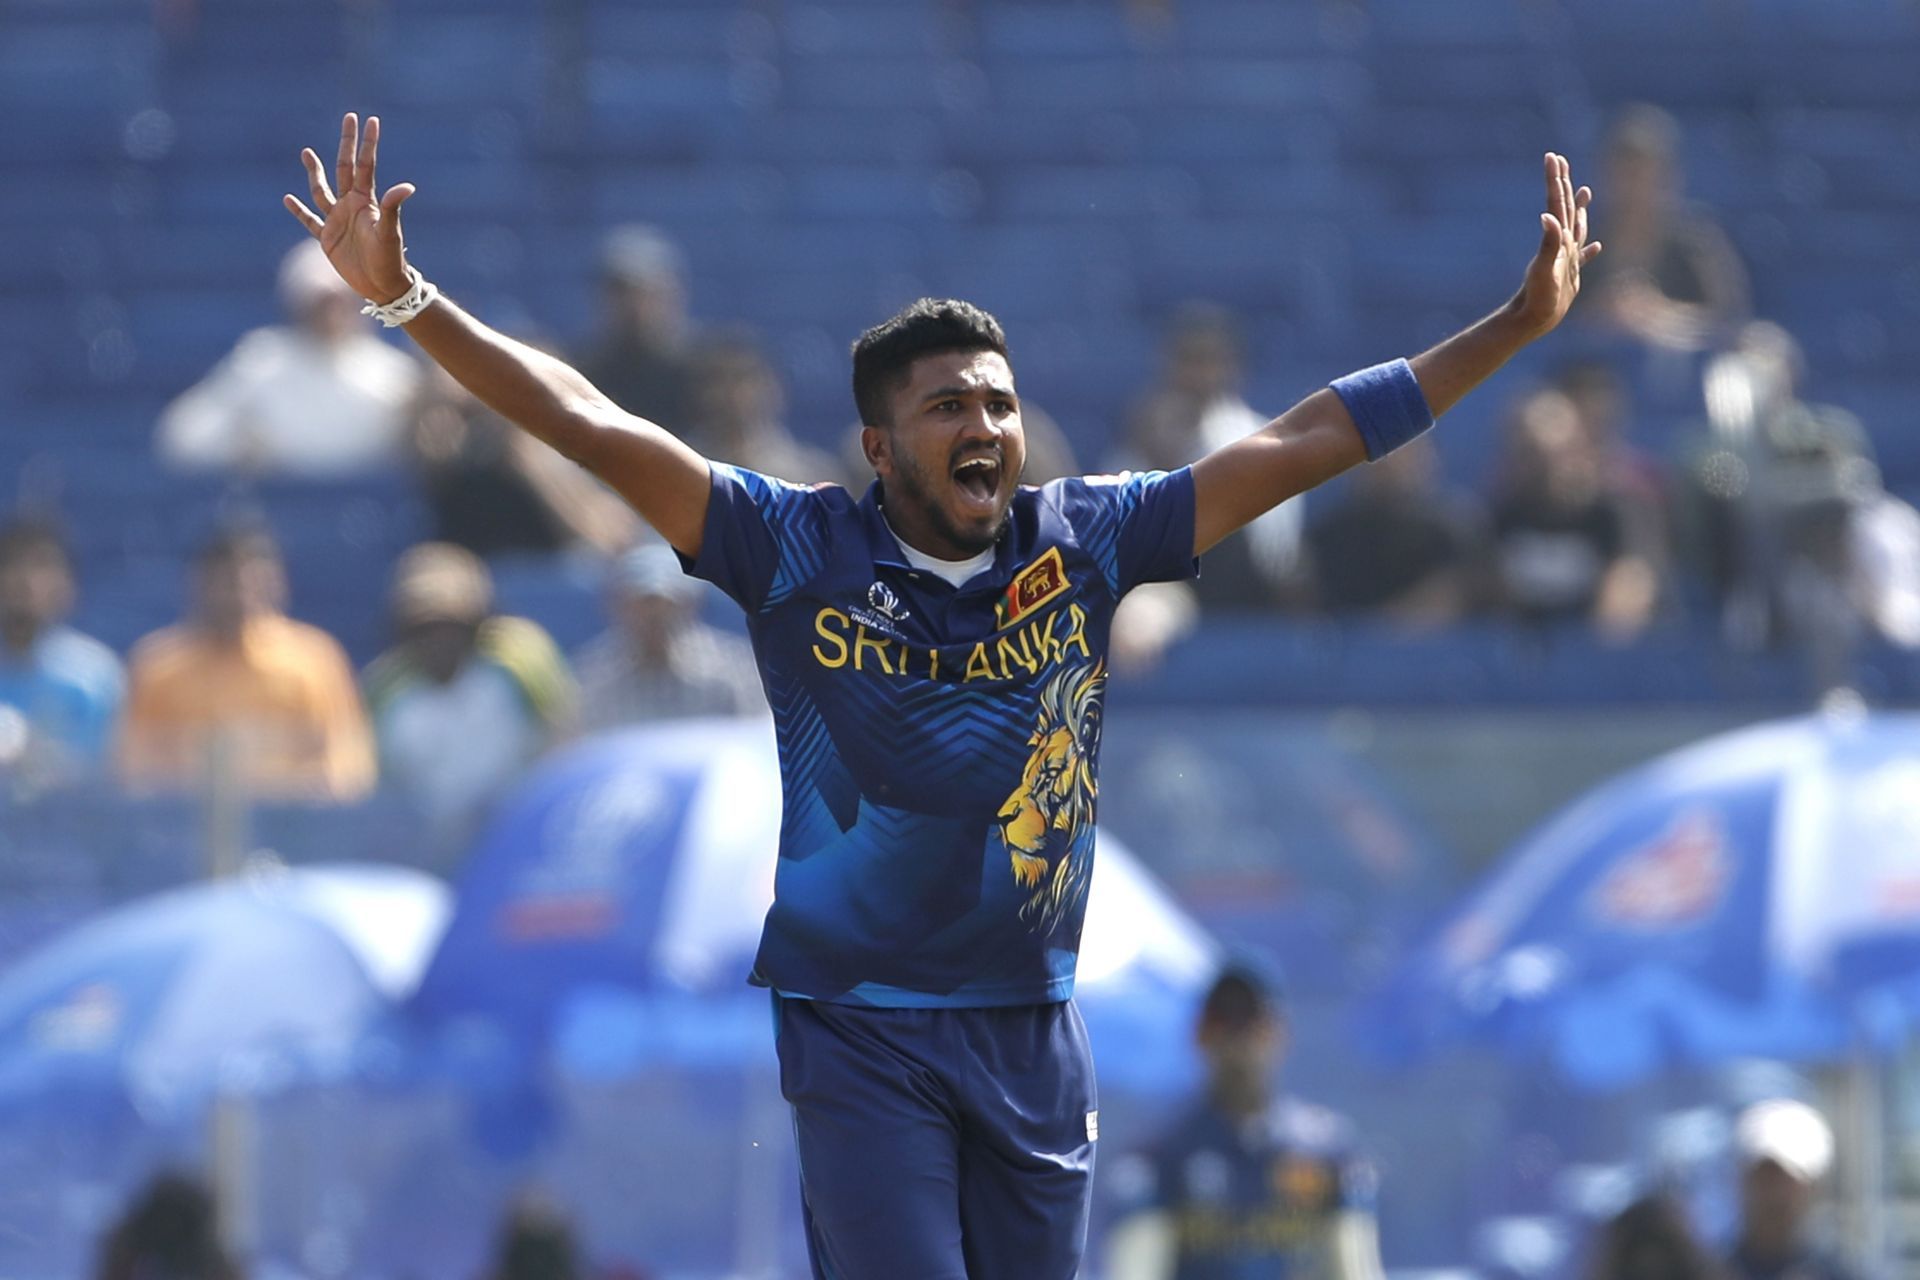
{"left": 361, "top": 267, "right": 440, "bottom": 328}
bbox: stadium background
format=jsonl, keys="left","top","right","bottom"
{"left": 3, "top": 0, "right": 1919, "bottom": 1276}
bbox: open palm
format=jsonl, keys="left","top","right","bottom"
{"left": 1511, "top": 151, "right": 1602, "bottom": 338}
{"left": 283, "top": 113, "right": 414, "bottom": 305}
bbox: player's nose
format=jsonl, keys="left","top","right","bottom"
{"left": 955, "top": 403, "right": 1002, "bottom": 446}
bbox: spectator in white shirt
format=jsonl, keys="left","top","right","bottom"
{"left": 157, "top": 241, "right": 422, "bottom": 477}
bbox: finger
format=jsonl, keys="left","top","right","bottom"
{"left": 1556, "top": 154, "right": 1574, "bottom": 232}
{"left": 301, "top": 147, "right": 335, "bottom": 213}
{"left": 1540, "top": 211, "right": 1563, "bottom": 257}
{"left": 1543, "top": 152, "right": 1562, "bottom": 226}
{"left": 378, "top": 182, "right": 415, "bottom": 239}
{"left": 336, "top": 113, "right": 357, "bottom": 207}
{"left": 359, "top": 114, "right": 380, "bottom": 196}
{"left": 284, "top": 194, "right": 325, "bottom": 238}
{"left": 1582, "top": 241, "right": 1604, "bottom": 264}
{"left": 1574, "top": 184, "right": 1593, "bottom": 246}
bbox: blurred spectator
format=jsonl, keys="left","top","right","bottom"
{"left": 1302, "top": 438, "right": 1489, "bottom": 627}
{"left": 1683, "top": 323, "right": 1920, "bottom": 667}
{"left": 1109, "top": 580, "right": 1201, "bottom": 677}
{"left": 573, "top": 544, "right": 762, "bottom": 730}
{"left": 118, "top": 526, "right": 374, "bottom": 801}
{"left": 485, "top": 1194, "right": 581, "bottom": 1280}
{"left": 1558, "top": 360, "right": 1671, "bottom": 563}
{"left": 688, "top": 334, "right": 840, "bottom": 482}
{"left": 1104, "top": 965, "right": 1384, "bottom": 1280}
{"left": 1116, "top": 304, "right": 1303, "bottom": 612}
{"left": 410, "top": 366, "right": 639, "bottom": 558}
{"left": 1011, "top": 401, "right": 1083, "bottom": 486}
{"left": 365, "top": 543, "right": 575, "bottom": 833}
{"left": 575, "top": 225, "right": 699, "bottom": 434}
{"left": 157, "top": 241, "right": 422, "bottom": 476}
{"left": 1584, "top": 1193, "right": 1721, "bottom": 1280}
{"left": 94, "top": 1170, "right": 241, "bottom": 1280}
{"left": 1583, "top": 104, "right": 1750, "bottom": 353}
{"left": 1490, "top": 388, "right": 1658, "bottom": 640}
{"left": 0, "top": 518, "right": 123, "bottom": 781}
{"left": 1725, "top": 1100, "right": 1857, "bottom": 1280}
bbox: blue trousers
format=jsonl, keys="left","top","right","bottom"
{"left": 773, "top": 996, "right": 1098, "bottom": 1280}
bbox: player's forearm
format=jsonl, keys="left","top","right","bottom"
{"left": 1190, "top": 392, "right": 1367, "bottom": 555}
{"left": 397, "top": 294, "right": 712, "bottom": 554}
{"left": 398, "top": 295, "right": 623, "bottom": 467}
{"left": 1407, "top": 300, "right": 1539, "bottom": 419}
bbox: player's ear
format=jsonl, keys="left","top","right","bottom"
{"left": 860, "top": 423, "right": 891, "bottom": 477}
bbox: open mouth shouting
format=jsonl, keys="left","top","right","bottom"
{"left": 952, "top": 451, "right": 1004, "bottom": 514}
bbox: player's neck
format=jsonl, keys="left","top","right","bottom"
{"left": 878, "top": 502, "right": 993, "bottom": 570}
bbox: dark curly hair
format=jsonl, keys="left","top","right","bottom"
{"left": 850, "top": 298, "right": 1010, "bottom": 428}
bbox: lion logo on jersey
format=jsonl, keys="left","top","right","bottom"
{"left": 995, "top": 659, "right": 1105, "bottom": 933}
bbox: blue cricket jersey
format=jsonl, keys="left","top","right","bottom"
{"left": 686, "top": 462, "right": 1197, "bottom": 1007}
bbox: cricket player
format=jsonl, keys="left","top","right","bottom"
{"left": 1105, "top": 965, "right": 1383, "bottom": 1280}
{"left": 285, "top": 113, "right": 1598, "bottom": 1279}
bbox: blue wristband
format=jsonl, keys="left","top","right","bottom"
{"left": 1330, "top": 359, "right": 1435, "bottom": 461}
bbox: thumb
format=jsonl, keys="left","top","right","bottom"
{"left": 379, "top": 183, "right": 416, "bottom": 236}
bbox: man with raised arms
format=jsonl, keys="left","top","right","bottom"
{"left": 285, "top": 114, "right": 1599, "bottom": 1280}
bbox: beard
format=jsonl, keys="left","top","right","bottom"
{"left": 887, "top": 450, "right": 1012, "bottom": 557}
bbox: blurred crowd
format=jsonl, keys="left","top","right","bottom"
{"left": 94, "top": 1173, "right": 652, "bottom": 1280}
{"left": 81, "top": 976, "right": 1861, "bottom": 1280}
{"left": 5, "top": 100, "right": 1918, "bottom": 825}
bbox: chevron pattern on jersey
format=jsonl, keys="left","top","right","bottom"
{"left": 702, "top": 463, "right": 1196, "bottom": 1006}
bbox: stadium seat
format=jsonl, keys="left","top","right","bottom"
{"left": 987, "top": 163, "right": 1201, "bottom": 221}
{"left": 786, "top": 166, "right": 946, "bottom": 221}
{"left": 730, "top": 110, "right": 939, "bottom": 165}
{"left": 373, "top": 13, "right": 547, "bottom": 108}
{"left": 586, "top": 4, "right": 767, "bottom": 60}
{"left": 974, "top": 2, "right": 1141, "bottom": 58}
{"left": 985, "top": 56, "right": 1162, "bottom": 111}
{"left": 1175, "top": 1, "right": 1333, "bottom": 55}
{"left": 782, "top": 0, "right": 948, "bottom": 56}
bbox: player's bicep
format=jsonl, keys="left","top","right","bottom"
{"left": 577, "top": 409, "right": 714, "bottom": 559}
{"left": 1190, "top": 390, "right": 1367, "bottom": 556}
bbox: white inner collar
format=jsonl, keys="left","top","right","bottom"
{"left": 881, "top": 513, "right": 995, "bottom": 588}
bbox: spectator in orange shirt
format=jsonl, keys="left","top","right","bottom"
{"left": 117, "top": 525, "right": 375, "bottom": 802}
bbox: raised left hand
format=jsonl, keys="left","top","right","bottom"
{"left": 1509, "top": 152, "right": 1602, "bottom": 339}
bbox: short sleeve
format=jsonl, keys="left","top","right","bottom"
{"left": 1050, "top": 468, "right": 1198, "bottom": 597}
{"left": 684, "top": 463, "right": 836, "bottom": 614}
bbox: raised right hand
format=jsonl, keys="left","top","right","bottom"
{"left": 284, "top": 113, "right": 415, "bottom": 305}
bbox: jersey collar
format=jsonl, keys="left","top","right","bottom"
{"left": 857, "top": 480, "right": 1026, "bottom": 593}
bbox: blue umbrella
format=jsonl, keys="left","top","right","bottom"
{"left": 1363, "top": 711, "right": 1920, "bottom": 1090}
{"left": 0, "top": 863, "right": 450, "bottom": 1119}
{"left": 405, "top": 720, "right": 1219, "bottom": 1092}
